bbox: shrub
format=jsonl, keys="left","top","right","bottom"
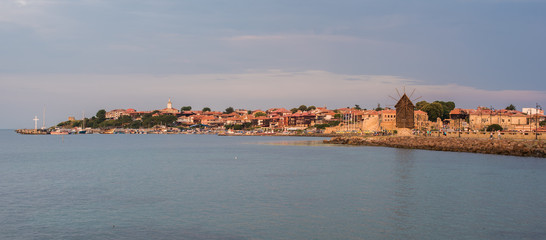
{"left": 486, "top": 124, "right": 503, "bottom": 132}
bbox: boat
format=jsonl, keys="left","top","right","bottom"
{"left": 50, "top": 130, "right": 69, "bottom": 135}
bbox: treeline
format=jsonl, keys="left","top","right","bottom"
{"left": 57, "top": 109, "right": 179, "bottom": 129}
{"left": 415, "top": 100, "right": 455, "bottom": 122}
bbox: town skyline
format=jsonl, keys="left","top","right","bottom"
{"left": 2, "top": 0, "right": 545, "bottom": 128}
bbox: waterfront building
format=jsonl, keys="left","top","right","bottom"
{"left": 468, "top": 107, "right": 532, "bottom": 131}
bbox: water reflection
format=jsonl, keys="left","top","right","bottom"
{"left": 391, "top": 148, "right": 416, "bottom": 236}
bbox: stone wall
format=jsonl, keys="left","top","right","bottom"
{"left": 433, "top": 131, "right": 545, "bottom": 140}
{"left": 325, "top": 136, "right": 545, "bottom": 158}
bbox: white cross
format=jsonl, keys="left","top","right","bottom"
{"left": 33, "top": 116, "right": 39, "bottom": 130}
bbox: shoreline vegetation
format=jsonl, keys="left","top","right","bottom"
{"left": 324, "top": 136, "right": 545, "bottom": 158}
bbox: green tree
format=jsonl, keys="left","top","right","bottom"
{"left": 202, "top": 107, "right": 211, "bottom": 112}
{"left": 334, "top": 113, "right": 342, "bottom": 120}
{"left": 307, "top": 106, "right": 316, "bottom": 111}
{"left": 129, "top": 120, "right": 142, "bottom": 129}
{"left": 505, "top": 104, "right": 516, "bottom": 110}
{"left": 486, "top": 124, "right": 503, "bottom": 132}
{"left": 354, "top": 104, "right": 361, "bottom": 110}
{"left": 224, "top": 107, "right": 234, "bottom": 114}
{"left": 254, "top": 112, "right": 267, "bottom": 117}
{"left": 433, "top": 101, "right": 455, "bottom": 120}
{"left": 117, "top": 115, "right": 133, "bottom": 127}
{"left": 298, "top": 105, "right": 308, "bottom": 112}
{"left": 96, "top": 109, "right": 106, "bottom": 123}
{"left": 422, "top": 102, "right": 444, "bottom": 121}
{"left": 415, "top": 101, "right": 429, "bottom": 110}
{"left": 417, "top": 100, "right": 455, "bottom": 121}
{"left": 375, "top": 103, "right": 383, "bottom": 111}
{"left": 290, "top": 108, "right": 298, "bottom": 113}
{"left": 181, "top": 106, "right": 192, "bottom": 111}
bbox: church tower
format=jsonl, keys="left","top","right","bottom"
{"left": 167, "top": 98, "right": 173, "bottom": 109}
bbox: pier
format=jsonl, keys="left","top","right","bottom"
{"left": 15, "top": 129, "right": 49, "bottom": 135}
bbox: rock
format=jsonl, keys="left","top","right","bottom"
{"left": 325, "top": 136, "right": 545, "bottom": 158}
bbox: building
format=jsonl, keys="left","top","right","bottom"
{"left": 159, "top": 98, "right": 180, "bottom": 115}
{"left": 395, "top": 94, "right": 415, "bottom": 129}
{"left": 106, "top": 109, "right": 128, "bottom": 119}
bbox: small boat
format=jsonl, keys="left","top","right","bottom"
{"left": 50, "top": 130, "right": 69, "bottom": 135}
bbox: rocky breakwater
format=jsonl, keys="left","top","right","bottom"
{"left": 324, "top": 136, "right": 546, "bottom": 158}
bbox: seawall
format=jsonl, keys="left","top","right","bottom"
{"left": 324, "top": 136, "right": 545, "bottom": 158}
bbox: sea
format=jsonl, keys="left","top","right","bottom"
{"left": 0, "top": 129, "right": 545, "bottom": 240}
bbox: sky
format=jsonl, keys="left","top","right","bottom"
{"left": 1, "top": 0, "right": 545, "bottom": 129}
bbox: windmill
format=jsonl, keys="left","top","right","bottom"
{"left": 388, "top": 87, "right": 422, "bottom": 129}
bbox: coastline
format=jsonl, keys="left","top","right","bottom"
{"left": 324, "top": 136, "right": 546, "bottom": 158}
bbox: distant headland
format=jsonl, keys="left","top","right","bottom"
{"left": 17, "top": 98, "right": 545, "bottom": 137}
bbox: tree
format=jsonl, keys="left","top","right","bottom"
{"left": 354, "top": 104, "right": 361, "bottom": 110}
{"left": 96, "top": 109, "right": 106, "bottom": 123}
{"left": 129, "top": 120, "right": 142, "bottom": 129}
{"left": 298, "top": 105, "right": 308, "bottom": 112}
{"left": 290, "top": 108, "right": 298, "bottom": 113}
{"left": 202, "top": 107, "right": 211, "bottom": 112}
{"left": 224, "top": 107, "right": 234, "bottom": 114}
{"left": 433, "top": 101, "right": 455, "bottom": 120}
{"left": 181, "top": 106, "right": 192, "bottom": 111}
{"left": 415, "top": 101, "right": 428, "bottom": 110}
{"left": 254, "top": 112, "right": 267, "bottom": 117}
{"left": 375, "top": 103, "right": 383, "bottom": 111}
{"left": 422, "top": 102, "right": 443, "bottom": 121}
{"left": 486, "top": 124, "right": 503, "bottom": 132}
{"left": 117, "top": 115, "right": 133, "bottom": 126}
{"left": 307, "top": 106, "right": 316, "bottom": 111}
{"left": 505, "top": 104, "right": 516, "bottom": 110}
{"left": 416, "top": 100, "right": 455, "bottom": 121}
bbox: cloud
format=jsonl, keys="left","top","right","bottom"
{"left": 226, "top": 34, "right": 359, "bottom": 42}
{"left": 15, "top": 0, "right": 28, "bottom": 6}
{"left": 3, "top": 69, "right": 544, "bottom": 110}
{"left": 3, "top": 69, "right": 545, "bottom": 128}
{"left": 224, "top": 34, "right": 389, "bottom": 45}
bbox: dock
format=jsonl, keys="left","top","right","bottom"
{"left": 15, "top": 129, "right": 50, "bottom": 135}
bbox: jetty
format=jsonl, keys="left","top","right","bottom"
{"left": 15, "top": 129, "right": 49, "bottom": 135}
{"left": 325, "top": 136, "right": 546, "bottom": 158}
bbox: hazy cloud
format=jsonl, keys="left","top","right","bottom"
{"left": 2, "top": 70, "right": 544, "bottom": 128}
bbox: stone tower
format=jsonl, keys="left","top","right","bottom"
{"left": 167, "top": 98, "right": 173, "bottom": 109}
{"left": 395, "top": 93, "right": 415, "bottom": 129}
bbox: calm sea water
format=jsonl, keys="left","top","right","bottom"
{"left": 0, "top": 129, "right": 545, "bottom": 240}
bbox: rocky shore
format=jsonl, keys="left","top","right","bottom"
{"left": 324, "top": 136, "right": 545, "bottom": 158}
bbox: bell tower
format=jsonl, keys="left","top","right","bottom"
{"left": 167, "top": 98, "right": 173, "bottom": 109}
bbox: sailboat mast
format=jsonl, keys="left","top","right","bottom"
{"left": 42, "top": 107, "right": 46, "bottom": 129}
